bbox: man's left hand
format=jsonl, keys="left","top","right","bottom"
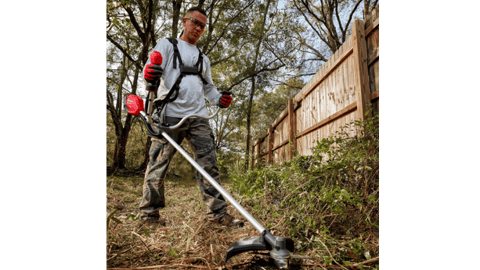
{"left": 219, "top": 91, "right": 233, "bottom": 108}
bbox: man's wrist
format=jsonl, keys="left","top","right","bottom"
{"left": 146, "top": 84, "right": 157, "bottom": 92}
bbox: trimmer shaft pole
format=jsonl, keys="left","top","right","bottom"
{"left": 160, "top": 131, "right": 266, "bottom": 234}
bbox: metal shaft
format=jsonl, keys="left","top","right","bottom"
{"left": 160, "top": 131, "right": 266, "bottom": 234}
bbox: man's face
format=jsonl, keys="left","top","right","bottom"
{"left": 181, "top": 11, "right": 207, "bottom": 45}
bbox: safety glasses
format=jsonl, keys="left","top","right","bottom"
{"left": 186, "top": 17, "right": 206, "bottom": 30}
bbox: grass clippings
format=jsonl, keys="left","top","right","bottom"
{"left": 107, "top": 174, "right": 378, "bottom": 270}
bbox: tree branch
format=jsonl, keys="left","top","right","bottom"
{"left": 342, "top": 0, "right": 363, "bottom": 41}
{"left": 210, "top": 52, "right": 238, "bottom": 66}
{"left": 293, "top": 0, "right": 331, "bottom": 49}
{"left": 302, "top": 0, "right": 340, "bottom": 51}
{"left": 205, "top": 0, "right": 255, "bottom": 55}
{"left": 225, "top": 63, "right": 285, "bottom": 93}
{"left": 123, "top": 5, "right": 146, "bottom": 42}
{"left": 293, "top": 27, "right": 329, "bottom": 62}
{"left": 334, "top": 0, "right": 345, "bottom": 37}
{"left": 106, "top": 34, "right": 143, "bottom": 70}
{"left": 138, "top": 0, "right": 155, "bottom": 64}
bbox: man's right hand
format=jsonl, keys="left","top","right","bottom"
{"left": 144, "top": 64, "right": 163, "bottom": 85}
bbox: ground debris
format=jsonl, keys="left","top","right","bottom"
{"left": 108, "top": 176, "right": 262, "bottom": 269}
{"left": 107, "top": 175, "right": 377, "bottom": 270}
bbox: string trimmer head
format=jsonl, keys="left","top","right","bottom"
{"left": 225, "top": 229, "right": 294, "bottom": 269}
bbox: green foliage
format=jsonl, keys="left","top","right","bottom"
{"left": 229, "top": 114, "right": 379, "bottom": 265}
{"left": 166, "top": 140, "right": 196, "bottom": 182}
{"left": 168, "top": 248, "right": 179, "bottom": 258}
{"left": 107, "top": 209, "right": 122, "bottom": 233}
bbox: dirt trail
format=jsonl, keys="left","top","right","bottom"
{"left": 107, "top": 175, "right": 305, "bottom": 270}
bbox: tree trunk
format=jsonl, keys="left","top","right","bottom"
{"left": 112, "top": 133, "right": 128, "bottom": 169}
{"left": 110, "top": 59, "right": 139, "bottom": 171}
{"left": 245, "top": 76, "right": 255, "bottom": 171}
{"left": 172, "top": 0, "right": 183, "bottom": 38}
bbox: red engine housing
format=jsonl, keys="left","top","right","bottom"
{"left": 125, "top": 95, "right": 145, "bottom": 116}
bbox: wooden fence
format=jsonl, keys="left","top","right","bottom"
{"left": 251, "top": 7, "right": 379, "bottom": 166}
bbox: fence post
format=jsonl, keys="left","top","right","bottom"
{"left": 288, "top": 98, "right": 296, "bottom": 160}
{"left": 250, "top": 143, "right": 255, "bottom": 169}
{"left": 255, "top": 139, "right": 261, "bottom": 166}
{"left": 352, "top": 20, "right": 371, "bottom": 120}
{"left": 266, "top": 125, "right": 274, "bottom": 164}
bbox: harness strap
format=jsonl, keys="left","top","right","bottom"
{"left": 195, "top": 47, "right": 208, "bottom": 85}
{"left": 167, "top": 38, "right": 206, "bottom": 83}
{"left": 154, "top": 38, "right": 208, "bottom": 127}
{"left": 167, "top": 38, "right": 183, "bottom": 69}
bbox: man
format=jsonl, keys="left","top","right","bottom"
{"left": 138, "top": 7, "right": 243, "bottom": 229}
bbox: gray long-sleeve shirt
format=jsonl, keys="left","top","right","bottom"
{"left": 144, "top": 38, "right": 222, "bottom": 118}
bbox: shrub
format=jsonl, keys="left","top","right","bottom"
{"left": 229, "top": 114, "right": 379, "bottom": 265}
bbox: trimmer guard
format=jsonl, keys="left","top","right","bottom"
{"left": 225, "top": 233, "right": 294, "bottom": 269}
{"left": 225, "top": 236, "right": 269, "bottom": 263}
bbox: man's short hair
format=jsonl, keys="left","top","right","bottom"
{"left": 186, "top": 6, "right": 206, "bottom": 16}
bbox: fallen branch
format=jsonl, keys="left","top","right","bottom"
{"left": 317, "top": 238, "right": 348, "bottom": 270}
{"left": 292, "top": 257, "right": 379, "bottom": 269}
{"left": 132, "top": 231, "right": 152, "bottom": 253}
{"left": 107, "top": 246, "right": 135, "bottom": 262}
{"left": 186, "top": 219, "right": 207, "bottom": 251}
{"left": 346, "top": 257, "right": 379, "bottom": 268}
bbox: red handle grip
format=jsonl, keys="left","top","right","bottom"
{"left": 150, "top": 51, "right": 162, "bottom": 65}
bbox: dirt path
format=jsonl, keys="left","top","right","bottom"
{"left": 107, "top": 175, "right": 304, "bottom": 269}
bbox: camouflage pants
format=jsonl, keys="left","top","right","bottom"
{"left": 139, "top": 116, "right": 227, "bottom": 221}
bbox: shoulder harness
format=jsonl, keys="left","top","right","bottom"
{"left": 152, "top": 38, "right": 208, "bottom": 127}
{"left": 161, "top": 38, "right": 208, "bottom": 104}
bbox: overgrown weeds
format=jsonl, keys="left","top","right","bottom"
{"left": 106, "top": 115, "right": 379, "bottom": 269}
{"left": 229, "top": 114, "right": 379, "bottom": 268}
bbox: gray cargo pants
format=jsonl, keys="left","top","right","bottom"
{"left": 139, "top": 116, "right": 227, "bottom": 221}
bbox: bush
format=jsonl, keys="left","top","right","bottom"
{"left": 229, "top": 114, "right": 379, "bottom": 266}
